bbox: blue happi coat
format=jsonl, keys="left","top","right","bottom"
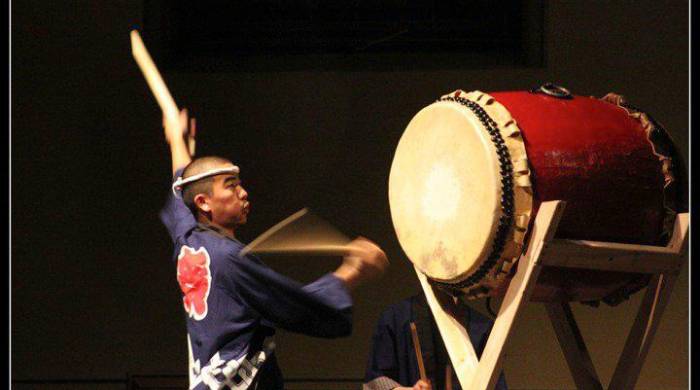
{"left": 160, "top": 168, "right": 353, "bottom": 389}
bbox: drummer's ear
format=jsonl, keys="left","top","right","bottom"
{"left": 194, "top": 193, "right": 211, "bottom": 212}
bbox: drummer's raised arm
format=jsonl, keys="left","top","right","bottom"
{"left": 163, "top": 108, "right": 192, "bottom": 174}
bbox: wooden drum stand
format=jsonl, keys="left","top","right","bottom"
{"left": 417, "top": 201, "right": 689, "bottom": 390}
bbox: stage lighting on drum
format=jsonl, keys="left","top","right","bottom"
{"left": 422, "top": 162, "right": 461, "bottom": 222}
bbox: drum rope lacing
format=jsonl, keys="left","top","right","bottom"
{"left": 432, "top": 96, "right": 515, "bottom": 296}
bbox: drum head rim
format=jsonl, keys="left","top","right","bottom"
{"left": 388, "top": 100, "right": 501, "bottom": 281}
{"left": 390, "top": 90, "right": 534, "bottom": 295}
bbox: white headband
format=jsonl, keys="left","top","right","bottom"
{"left": 172, "top": 165, "right": 240, "bottom": 197}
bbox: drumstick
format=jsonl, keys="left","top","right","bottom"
{"left": 130, "top": 30, "right": 181, "bottom": 130}
{"left": 446, "top": 365, "right": 453, "bottom": 390}
{"left": 409, "top": 322, "right": 428, "bottom": 382}
{"left": 188, "top": 117, "right": 196, "bottom": 156}
{"left": 241, "top": 208, "right": 351, "bottom": 256}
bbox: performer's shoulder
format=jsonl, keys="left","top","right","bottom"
{"left": 179, "top": 229, "right": 245, "bottom": 261}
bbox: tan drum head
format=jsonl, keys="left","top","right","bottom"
{"left": 389, "top": 91, "right": 532, "bottom": 289}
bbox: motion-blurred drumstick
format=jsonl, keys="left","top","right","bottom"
{"left": 130, "top": 29, "right": 182, "bottom": 132}
{"left": 446, "top": 365, "right": 453, "bottom": 390}
{"left": 241, "top": 208, "right": 351, "bottom": 256}
{"left": 410, "top": 322, "right": 428, "bottom": 382}
{"left": 188, "top": 117, "right": 196, "bottom": 156}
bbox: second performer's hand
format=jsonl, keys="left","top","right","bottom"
{"left": 393, "top": 379, "right": 432, "bottom": 390}
{"left": 412, "top": 379, "right": 432, "bottom": 390}
{"left": 334, "top": 237, "right": 389, "bottom": 290}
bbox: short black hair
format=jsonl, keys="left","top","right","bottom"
{"left": 181, "top": 156, "right": 234, "bottom": 214}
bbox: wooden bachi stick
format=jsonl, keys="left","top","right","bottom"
{"left": 410, "top": 322, "right": 428, "bottom": 382}
{"left": 446, "top": 365, "right": 453, "bottom": 390}
{"left": 188, "top": 117, "right": 196, "bottom": 156}
{"left": 130, "top": 30, "right": 181, "bottom": 129}
{"left": 241, "top": 208, "right": 351, "bottom": 256}
{"left": 242, "top": 209, "right": 311, "bottom": 255}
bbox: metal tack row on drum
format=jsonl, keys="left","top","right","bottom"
{"left": 388, "top": 85, "right": 685, "bottom": 304}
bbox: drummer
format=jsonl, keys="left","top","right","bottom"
{"left": 363, "top": 292, "right": 507, "bottom": 390}
{"left": 159, "top": 109, "right": 390, "bottom": 389}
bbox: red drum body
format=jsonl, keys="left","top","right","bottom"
{"left": 389, "top": 87, "right": 683, "bottom": 304}
{"left": 491, "top": 91, "right": 665, "bottom": 245}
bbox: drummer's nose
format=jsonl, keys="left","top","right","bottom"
{"left": 238, "top": 186, "right": 248, "bottom": 200}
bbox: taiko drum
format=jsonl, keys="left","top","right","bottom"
{"left": 388, "top": 86, "right": 683, "bottom": 303}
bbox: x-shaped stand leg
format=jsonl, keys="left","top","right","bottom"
{"left": 545, "top": 302, "right": 603, "bottom": 390}
{"left": 543, "top": 270, "right": 682, "bottom": 390}
{"left": 417, "top": 201, "right": 567, "bottom": 390}
{"left": 417, "top": 201, "right": 687, "bottom": 390}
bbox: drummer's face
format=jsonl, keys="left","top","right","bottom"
{"left": 207, "top": 167, "right": 250, "bottom": 228}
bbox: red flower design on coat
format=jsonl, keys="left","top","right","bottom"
{"left": 177, "top": 246, "right": 212, "bottom": 320}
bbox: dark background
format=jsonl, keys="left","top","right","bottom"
{"left": 11, "top": 1, "right": 688, "bottom": 389}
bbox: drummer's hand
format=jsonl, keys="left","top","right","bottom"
{"left": 163, "top": 108, "right": 189, "bottom": 145}
{"left": 334, "top": 237, "right": 388, "bottom": 290}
